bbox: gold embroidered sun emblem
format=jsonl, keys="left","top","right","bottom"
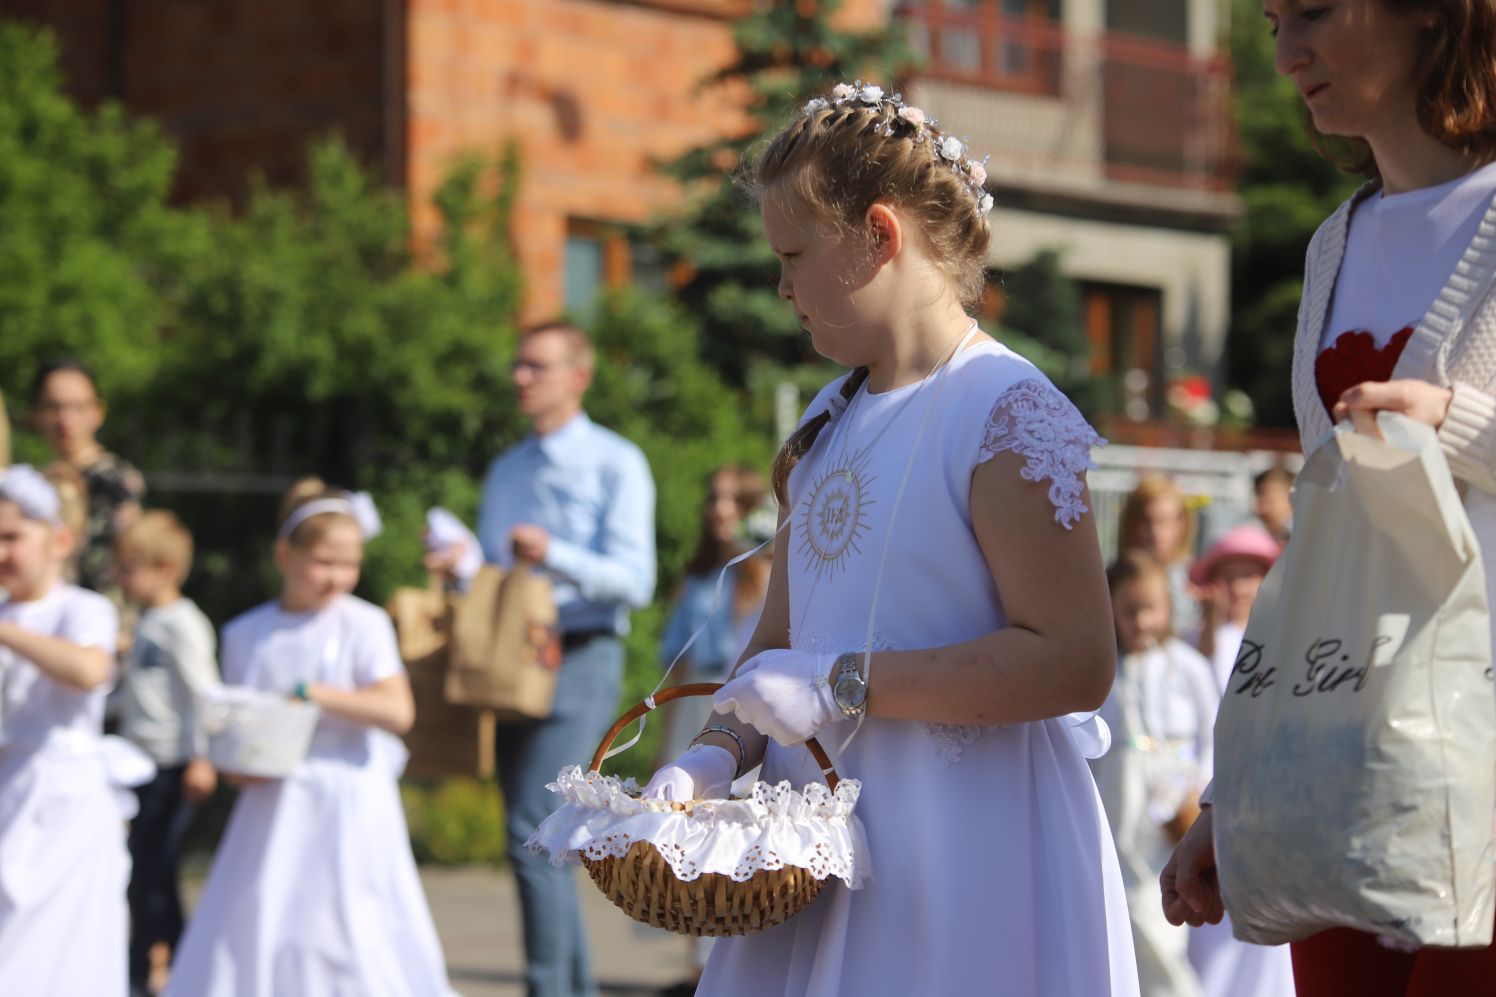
{"left": 798, "top": 450, "right": 875, "bottom": 583}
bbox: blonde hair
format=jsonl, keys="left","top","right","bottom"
{"left": 520, "top": 321, "right": 595, "bottom": 373}
{"left": 41, "top": 463, "right": 87, "bottom": 540}
{"left": 117, "top": 510, "right": 194, "bottom": 584}
{"left": 756, "top": 87, "right": 992, "bottom": 504}
{"left": 1117, "top": 476, "right": 1197, "bottom": 565}
{"left": 34, "top": 463, "right": 87, "bottom": 580}
{"left": 277, "top": 477, "right": 359, "bottom": 549}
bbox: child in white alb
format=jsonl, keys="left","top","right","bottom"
{"left": 640, "top": 83, "right": 1138, "bottom": 995}
{"left": 1093, "top": 550, "right": 1219, "bottom": 997}
{"left": 1184, "top": 527, "right": 1297, "bottom": 997}
{"left": 166, "top": 480, "right": 455, "bottom": 997}
{"left": 0, "top": 465, "right": 136, "bottom": 996}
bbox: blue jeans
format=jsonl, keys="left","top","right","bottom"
{"left": 495, "top": 635, "right": 623, "bottom": 997}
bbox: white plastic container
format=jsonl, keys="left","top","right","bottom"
{"left": 199, "top": 686, "right": 320, "bottom": 778}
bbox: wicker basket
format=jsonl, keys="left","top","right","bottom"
{"left": 579, "top": 683, "right": 845, "bottom": 938}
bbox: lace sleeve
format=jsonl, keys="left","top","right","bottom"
{"left": 976, "top": 378, "right": 1105, "bottom": 529}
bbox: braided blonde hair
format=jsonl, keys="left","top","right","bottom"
{"left": 756, "top": 84, "right": 993, "bottom": 504}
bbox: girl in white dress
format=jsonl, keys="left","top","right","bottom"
{"left": 1181, "top": 530, "right": 1296, "bottom": 997}
{"left": 641, "top": 82, "right": 1138, "bottom": 995}
{"left": 1093, "top": 551, "right": 1219, "bottom": 997}
{"left": 0, "top": 465, "right": 129, "bottom": 996}
{"left": 167, "top": 479, "right": 455, "bottom": 997}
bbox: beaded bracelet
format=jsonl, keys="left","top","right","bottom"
{"left": 690, "top": 725, "right": 747, "bottom": 780}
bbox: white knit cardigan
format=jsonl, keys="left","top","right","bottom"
{"left": 1291, "top": 182, "right": 1496, "bottom": 494}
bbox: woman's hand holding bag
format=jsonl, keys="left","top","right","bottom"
{"left": 1160, "top": 805, "right": 1224, "bottom": 928}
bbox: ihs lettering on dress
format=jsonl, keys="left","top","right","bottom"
{"left": 977, "top": 379, "right": 1106, "bottom": 529}
{"left": 798, "top": 447, "right": 877, "bottom": 585}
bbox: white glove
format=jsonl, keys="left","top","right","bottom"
{"left": 712, "top": 649, "right": 839, "bottom": 746}
{"left": 641, "top": 744, "right": 737, "bottom": 802}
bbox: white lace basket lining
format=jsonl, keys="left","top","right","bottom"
{"left": 525, "top": 765, "right": 872, "bottom": 889}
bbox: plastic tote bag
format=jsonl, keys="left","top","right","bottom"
{"left": 1213, "top": 413, "right": 1496, "bottom": 948}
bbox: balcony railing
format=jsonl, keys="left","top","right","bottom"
{"left": 899, "top": 4, "right": 1236, "bottom": 195}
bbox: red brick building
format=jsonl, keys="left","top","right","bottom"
{"left": 8, "top": 0, "right": 1241, "bottom": 421}
{"left": 5, "top": 0, "right": 881, "bottom": 320}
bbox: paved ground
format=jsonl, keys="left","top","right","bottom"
{"left": 184, "top": 864, "right": 694, "bottom": 995}
{"left": 419, "top": 866, "right": 694, "bottom": 996}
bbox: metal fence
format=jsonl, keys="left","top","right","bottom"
{"left": 1089, "top": 443, "right": 1302, "bottom": 561}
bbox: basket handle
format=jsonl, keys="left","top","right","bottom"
{"left": 589, "top": 683, "right": 840, "bottom": 792}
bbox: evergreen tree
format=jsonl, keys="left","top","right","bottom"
{"left": 652, "top": 0, "right": 911, "bottom": 389}
{"left": 997, "top": 250, "right": 1108, "bottom": 416}
{"left": 0, "top": 22, "right": 205, "bottom": 416}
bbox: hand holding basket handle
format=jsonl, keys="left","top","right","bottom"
{"left": 589, "top": 682, "right": 840, "bottom": 793}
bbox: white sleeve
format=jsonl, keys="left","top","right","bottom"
{"left": 58, "top": 592, "right": 119, "bottom": 654}
{"left": 976, "top": 378, "right": 1105, "bottom": 529}
{"left": 353, "top": 611, "right": 405, "bottom": 687}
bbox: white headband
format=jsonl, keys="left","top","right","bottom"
{"left": 277, "top": 492, "right": 382, "bottom": 542}
{"left": 0, "top": 465, "right": 63, "bottom": 526}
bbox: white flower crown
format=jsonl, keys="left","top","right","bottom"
{"left": 802, "top": 81, "right": 994, "bottom": 214}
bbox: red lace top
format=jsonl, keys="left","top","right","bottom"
{"left": 1314, "top": 326, "right": 1414, "bottom": 417}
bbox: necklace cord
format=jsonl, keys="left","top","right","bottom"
{"left": 839, "top": 321, "right": 981, "bottom": 756}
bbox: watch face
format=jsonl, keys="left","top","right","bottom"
{"left": 834, "top": 673, "right": 867, "bottom": 709}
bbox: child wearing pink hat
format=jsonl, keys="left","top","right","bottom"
{"left": 1189, "top": 524, "right": 1281, "bottom": 693}
{"left": 1184, "top": 523, "right": 1296, "bottom": 997}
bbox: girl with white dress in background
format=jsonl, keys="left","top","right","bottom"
{"left": 1093, "top": 550, "right": 1219, "bottom": 997}
{"left": 640, "top": 82, "right": 1139, "bottom": 995}
{"left": 1183, "top": 526, "right": 1296, "bottom": 997}
{"left": 0, "top": 465, "right": 132, "bottom": 996}
{"left": 166, "top": 479, "right": 455, "bottom": 997}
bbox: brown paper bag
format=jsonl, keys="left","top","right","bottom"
{"left": 444, "top": 563, "right": 562, "bottom": 721}
{"left": 388, "top": 581, "right": 496, "bottom": 779}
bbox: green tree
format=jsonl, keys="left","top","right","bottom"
{"left": 652, "top": 0, "right": 911, "bottom": 389}
{"left": 0, "top": 21, "right": 205, "bottom": 431}
{"left": 1225, "top": 0, "right": 1359, "bottom": 426}
{"left": 997, "top": 250, "right": 1110, "bottom": 417}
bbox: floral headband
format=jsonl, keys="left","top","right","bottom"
{"left": 802, "top": 81, "right": 994, "bottom": 215}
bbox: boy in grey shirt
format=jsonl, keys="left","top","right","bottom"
{"left": 115, "top": 511, "right": 218, "bottom": 996}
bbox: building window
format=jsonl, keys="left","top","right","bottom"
{"left": 900, "top": 0, "right": 1062, "bottom": 96}
{"left": 564, "top": 219, "right": 670, "bottom": 316}
{"left": 1082, "top": 281, "right": 1162, "bottom": 420}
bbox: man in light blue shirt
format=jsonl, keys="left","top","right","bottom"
{"left": 476, "top": 321, "right": 655, "bottom": 997}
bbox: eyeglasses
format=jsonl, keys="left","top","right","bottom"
{"left": 33, "top": 400, "right": 98, "bottom": 415}
{"left": 510, "top": 360, "right": 565, "bottom": 376}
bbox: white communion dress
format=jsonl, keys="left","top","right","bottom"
{"left": 0, "top": 584, "right": 133, "bottom": 997}
{"left": 166, "top": 595, "right": 455, "bottom": 997}
{"left": 700, "top": 341, "right": 1139, "bottom": 996}
{"left": 1187, "top": 627, "right": 1298, "bottom": 997}
{"left": 1091, "top": 638, "right": 1219, "bottom": 997}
